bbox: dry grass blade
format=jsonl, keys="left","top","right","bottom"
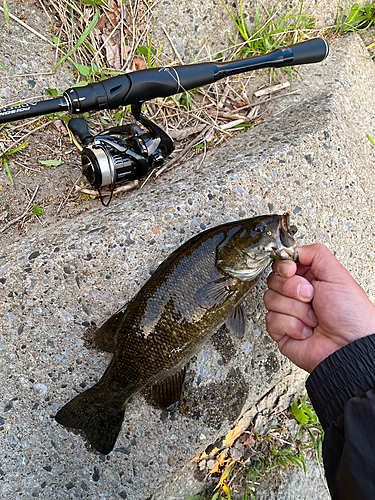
{"left": 0, "top": 185, "right": 39, "bottom": 233}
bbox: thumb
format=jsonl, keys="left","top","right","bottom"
{"left": 297, "top": 244, "right": 351, "bottom": 283}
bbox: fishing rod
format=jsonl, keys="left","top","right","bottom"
{"left": 0, "top": 38, "right": 329, "bottom": 205}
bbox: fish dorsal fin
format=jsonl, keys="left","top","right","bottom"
{"left": 151, "top": 366, "right": 187, "bottom": 411}
{"left": 85, "top": 304, "right": 127, "bottom": 353}
{"left": 195, "top": 277, "right": 235, "bottom": 309}
{"left": 226, "top": 302, "right": 248, "bottom": 338}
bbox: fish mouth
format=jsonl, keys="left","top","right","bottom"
{"left": 271, "top": 214, "right": 298, "bottom": 261}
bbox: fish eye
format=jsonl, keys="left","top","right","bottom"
{"left": 254, "top": 224, "right": 266, "bottom": 233}
{"left": 290, "top": 225, "right": 298, "bottom": 235}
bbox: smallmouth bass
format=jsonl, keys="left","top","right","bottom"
{"left": 55, "top": 213, "right": 298, "bottom": 454}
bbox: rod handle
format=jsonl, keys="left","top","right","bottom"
{"left": 290, "top": 38, "right": 329, "bottom": 65}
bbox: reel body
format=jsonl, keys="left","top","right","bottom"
{"left": 68, "top": 110, "right": 174, "bottom": 204}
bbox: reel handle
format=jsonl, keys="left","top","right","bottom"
{"left": 68, "top": 118, "right": 93, "bottom": 145}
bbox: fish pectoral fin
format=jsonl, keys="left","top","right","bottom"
{"left": 226, "top": 302, "right": 248, "bottom": 338}
{"left": 194, "top": 277, "right": 234, "bottom": 309}
{"left": 151, "top": 366, "right": 187, "bottom": 411}
{"left": 84, "top": 305, "right": 128, "bottom": 353}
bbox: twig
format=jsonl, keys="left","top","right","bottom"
{"left": 4, "top": 121, "right": 51, "bottom": 153}
{"left": 160, "top": 23, "right": 184, "bottom": 65}
{"left": 273, "top": 104, "right": 292, "bottom": 117}
{"left": 56, "top": 175, "right": 81, "bottom": 215}
{"left": 0, "top": 185, "right": 39, "bottom": 234}
{"left": 254, "top": 82, "right": 290, "bottom": 97}
{"left": 220, "top": 118, "right": 245, "bottom": 130}
{"left": 231, "top": 89, "right": 301, "bottom": 113}
{"left": 0, "top": 73, "right": 53, "bottom": 80}
{"left": 75, "top": 180, "right": 139, "bottom": 197}
{"left": 155, "top": 125, "right": 211, "bottom": 178}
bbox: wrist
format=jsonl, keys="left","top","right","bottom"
{"left": 306, "top": 334, "right": 375, "bottom": 429}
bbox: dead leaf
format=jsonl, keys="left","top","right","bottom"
{"left": 222, "top": 412, "right": 252, "bottom": 447}
{"left": 98, "top": 15, "right": 107, "bottom": 30}
{"left": 132, "top": 58, "right": 147, "bottom": 71}
{"left": 168, "top": 124, "right": 206, "bottom": 141}
{"left": 52, "top": 119, "right": 68, "bottom": 136}
{"left": 102, "top": 35, "right": 121, "bottom": 70}
{"left": 108, "top": 0, "right": 121, "bottom": 26}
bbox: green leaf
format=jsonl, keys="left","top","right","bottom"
{"left": 270, "top": 255, "right": 282, "bottom": 259}
{"left": 52, "top": 10, "right": 99, "bottom": 71}
{"left": 221, "top": 462, "right": 235, "bottom": 481}
{"left": 80, "top": 0, "right": 107, "bottom": 6}
{"left": 32, "top": 205, "right": 43, "bottom": 215}
{"left": 137, "top": 45, "right": 156, "bottom": 56}
{"left": 3, "top": 0, "right": 9, "bottom": 26}
{"left": 70, "top": 81, "right": 89, "bottom": 88}
{"left": 45, "top": 87, "right": 61, "bottom": 98}
{"left": 38, "top": 159, "right": 62, "bottom": 167}
{"left": 2, "top": 156, "right": 13, "bottom": 185}
{"left": 222, "top": 484, "right": 231, "bottom": 499}
{"left": 0, "top": 60, "right": 9, "bottom": 70}
{"left": 70, "top": 60, "right": 91, "bottom": 77}
{"left": 6, "top": 140, "right": 29, "bottom": 156}
{"left": 291, "top": 400, "right": 309, "bottom": 425}
{"left": 82, "top": 194, "right": 90, "bottom": 199}
{"left": 367, "top": 133, "right": 375, "bottom": 146}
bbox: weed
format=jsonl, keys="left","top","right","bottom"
{"left": 0, "top": 140, "right": 29, "bottom": 184}
{"left": 331, "top": 1, "right": 375, "bottom": 34}
{"left": 185, "top": 393, "right": 323, "bottom": 500}
{"left": 221, "top": 0, "right": 316, "bottom": 58}
{"left": 291, "top": 393, "right": 324, "bottom": 460}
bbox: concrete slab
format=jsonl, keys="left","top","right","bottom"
{"left": 0, "top": 0, "right": 73, "bottom": 107}
{"left": 1, "top": 32, "right": 375, "bottom": 500}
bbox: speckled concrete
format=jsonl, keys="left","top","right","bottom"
{"left": 0, "top": 0, "right": 73, "bottom": 106}
{"left": 152, "top": 0, "right": 341, "bottom": 63}
{"left": 1, "top": 32, "right": 375, "bottom": 499}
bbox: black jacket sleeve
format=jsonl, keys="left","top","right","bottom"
{"left": 306, "top": 334, "right": 375, "bottom": 500}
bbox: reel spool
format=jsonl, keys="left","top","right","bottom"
{"left": 68, "top": 109, "right": 174, "bottom": 206}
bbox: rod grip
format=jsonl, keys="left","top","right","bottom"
{"left": 290, "top": 38, "right": 329, "bottom": 65}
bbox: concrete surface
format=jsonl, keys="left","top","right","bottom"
{"left": 1, "top": 30, "right": 375, "bottom": 500}
{"left": 0, "top": 0, "right": 73, "bottom": 106}
{"left": 152, "top": 0, "right": 342, "bottom": 63}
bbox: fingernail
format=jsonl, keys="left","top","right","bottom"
{"left": 302, "top": 326, "right": 313, "bottom": 338}
{"left": 297, "top": 283, "right": 314, "bottom": 300}
{"left": 277, "top": 261, "right": 290, "bottom": 277}
{"left": 309, "top": 308, "right": 318, "bottom": 324}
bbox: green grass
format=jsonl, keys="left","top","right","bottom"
{"left": 220, "top": 0, "right": 316, "bottom": 58}
{"left": 331, "top": 1, "right": 375, "bottom": 33}
{"left": 0, "top": 140, "right": 29, "bottom": 184}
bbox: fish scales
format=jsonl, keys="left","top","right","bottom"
{"left": 55, "top": 214, "right": 298, "bottom": 454}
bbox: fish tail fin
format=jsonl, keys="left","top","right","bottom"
{"left": 55, "top": 385, "right": 125, "bottom": 455}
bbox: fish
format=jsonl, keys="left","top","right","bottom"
{"left": 55, "top": 213, "right": 298, "bottom": 454}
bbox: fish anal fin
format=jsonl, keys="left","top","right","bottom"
{"left": 151, "top": 366, "right": 187, "bottom": 411}
{"left": 226, "top": 302, "right": 248, "bottom": 338}
{"left": 55, "top": 386, "right": 126, "bottom": 455}
{"left": 83, "top": 305, "right": 127, "bottom": 353}
{"left": 195, "top": 277, "right": 234, "bottom": 309}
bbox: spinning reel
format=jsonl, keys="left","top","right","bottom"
{"left": 67, "top": 104, "right": 174, "bottom": 205}
{"left": 0, "top": 38, "right": 329, "bottom": 206}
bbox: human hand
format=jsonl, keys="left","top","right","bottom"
{"left": 263, "top": 244, "right": 375, "bottom": 373}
